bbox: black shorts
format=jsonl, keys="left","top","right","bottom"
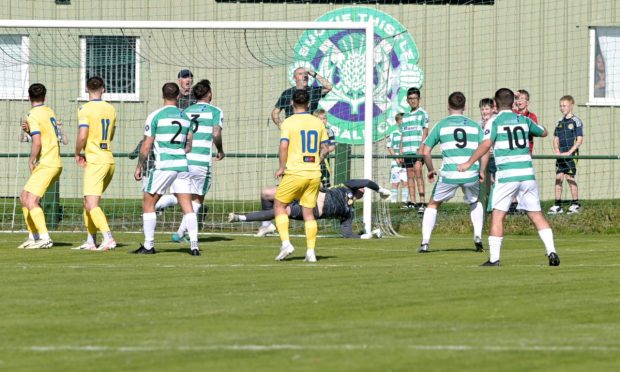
{"left": 556, "top": 158, "right": 577, "bottom": 175}
{"left": 403, "top": 157, "right": 422, "bottom": 169}
{"left": 289, "top": 201, "right": 320, "bottom": 220}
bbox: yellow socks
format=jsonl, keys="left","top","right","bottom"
{"left": 29, "top": 207, "right": 49, "bottom": 237}
{"left": 89, "top": 207, "right": 110, "bottom": 234}
{"left": 275, "top": 214, "right": 290, "bottom": 242}
{"left": 22, "top": 207, "right": 37, "bottom": 235}
{"left": 83, "top": 209, "right": 97, "bottom": 235}
{"left": 305, "top": 220, "right": 318, "bottom": 250}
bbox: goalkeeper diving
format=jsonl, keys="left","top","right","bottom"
{"left": 228, "top": 179, "right": 391, "bottom": 239}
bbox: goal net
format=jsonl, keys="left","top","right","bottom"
{"left": 0, "top": 20, "right": 405, "bottom": 237}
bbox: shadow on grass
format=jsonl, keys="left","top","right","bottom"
{"left": 424, "top": 248, "right": 482, "bottom": 253}
{"left": 287, "top": 255, "right": 337, "bottom": 261}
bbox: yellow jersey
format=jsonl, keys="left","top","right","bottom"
{"left": 78, "top": 100, "right": 117, "bottom": 164}
{"left": 280, "top": 113, "right": 328, "bottom": 179}
{"left": 27, "top": 105, "right": 62, "bottom": 168}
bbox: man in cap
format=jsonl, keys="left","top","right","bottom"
{"left": 177, "top": 69, "right": 196, "bottom": 109}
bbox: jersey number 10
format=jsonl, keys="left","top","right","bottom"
{"left": 300, "top": 130, "right": 318, "bottom": 153}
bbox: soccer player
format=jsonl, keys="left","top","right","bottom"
{"left": 401, "top": 87, "right": 429, "bottom": 213}
{"left": 418, "top": 92, "right": 486, "bottom": 253}
{"left": 548, "top": 95, "right": 584, "bottom": 215}
{"left": 133, "top": 82, "right": 196, "bottom": 255}
{"left": 387, "top": 113, "right": 409, "bottom": 204}
{"left": 313, "top": 109, "right": 336, "bottom": 188}
{"left": 479, "top": 98, "right": 496, "bottom": 184}
{"left": 73, "top": 76, "right": 117, "bottom": 251}
{"left": 458, "top": 88, "right": 560, "bottom": 267}
{"left": 273, "top": 89, "right": 330, "bottom": 262}
{"left": 18, "top": 83, "right": 62, "bottom": 249}
{"left": 228, "top": 179, "right": 391, "bottom": 239}
{"left": 170, "top": 80, "right": 225, "bottom": 244}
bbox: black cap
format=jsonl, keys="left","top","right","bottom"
{"left": 178, "top": 69, "right": 193, "bottom": 78}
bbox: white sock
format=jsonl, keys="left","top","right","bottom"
{"left": 390, "top": 188, "right": 398, "bottom": 203}
{"left": 28, "top": 232, "right": 40, "bottom": 240}
{"left": 421, "top": 207, "right": 437, "bottom": 244}
{"left": 155, "top": 194, "right": 178, "bottom": 210}
{"left": 176, "top": 218, "right": 186, "bottom": 237}
{"left": 538, "top": 228, "right": 556, "bottom": 255}
{"left": 86, "top": 233, "right": 96, "bottom": 245}
{"left": 470, "top": 202, "right": 484, "bottom": 239}
{"left": 103, "top": 231, "right": 113, "bottom": 241}
{"left": 185, "top": 213, "right": 198, "bottom": 243}
{"left": 40, "top": 232, "right": 50, "bottom": 240}
{"left": 488, "top": 236, "right": 503, "bottom": 263}
{"left": 261, "top": 221, "right": 272, "bottom": 228}
{"left": 282, "top": 239, "right": 291, "bottom": 247}
{"left": 239, "top": 215, "right": 247, "bottom": 221}
{"left": 143, "top": 212, "right": 156, "bottom": 249}
{"left": 402, "top": 189, "right": 409, "bottom": 203}
{"left": 192, "top": 201, "right": 201, "bottom": 214}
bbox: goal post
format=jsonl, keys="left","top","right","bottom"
{"left": 0, "top": 19, "right": 385, "bottom": 235}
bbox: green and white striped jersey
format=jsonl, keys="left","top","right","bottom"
{"left": 144, "top": 105, "right": 190, "bottom": 172}
{"left": 386, "top": 128, "right": 403, "bottom": 168}
{"left": 401, "top": 108, "right": 429, "bottom": 154}
{"left": 424, "top": 114, "right": 483, "bottom": 184}
{"left": 485, "top": 110, "right": 545, "bottom": 183}
{"left": 184, "top": 102, "right": 223, "bottom": 168}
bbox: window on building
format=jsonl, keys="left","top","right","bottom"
{"left": 80, "top": 35, "right": 140, "bottom": 101}
{"left": 0, "top": 35, "right": 29, "bottom": 100}
{"left": 589, "top": 27, "right": 620, "bottom": 105}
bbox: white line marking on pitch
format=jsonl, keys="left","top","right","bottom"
{"left": 23, "top": 344, "right": 619, "bottom": 353}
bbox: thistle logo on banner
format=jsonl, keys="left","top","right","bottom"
{"left": 292, "top": 7, "right": 424, "bottom": 144}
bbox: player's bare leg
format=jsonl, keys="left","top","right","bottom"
{"left": 177, "top": 193, "right": 199, "bottom": 255}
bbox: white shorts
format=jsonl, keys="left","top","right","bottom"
{"left": 171, "top": 166, "right": 211, "bottom": 195}
{"left": 490, "top": 180, "right": 541, "bottom": 212}
{"left": 390, "top": 166, "right": 407, "bottom": 184}
{"left": 143, "top": 169, "right": 178, "bottom": 195}
{"left": 431, "top": 181, "right": 479, "bottom": 204}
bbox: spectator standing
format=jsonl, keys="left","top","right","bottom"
{"left": 548, "top": 95, "right": 584, "bottom": 215}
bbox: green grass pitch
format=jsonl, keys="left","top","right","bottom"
{"left": 1, "top": 232, "right": 618, "bottom": 371}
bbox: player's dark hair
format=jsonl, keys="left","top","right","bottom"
{"left": 292, "top": 89, "right": 310, "bottom": 107}
{"left": 395, "top": 113, "right": 404, "bottom": 122}
{"left": 479, "top": 98, "right": 493, "bottom": 108}
{"left": 86, "top": 76, "right": 105, "bottom": 92}
{"left": 494, "top": 88, "right": 514, "bottom": 110}
{"left": 407, "top": 87, "right": 421, "bottom": 98}
{"left": 28, "top": 83, "right": 46, "bottom": 101}
{"left": 517, "top": 89, "right": 530, "bottom": 101}
{"left": 448, "top": 91, "right": 466, "bottom": 110}
{"left": 162, "top": 82, "right": 180, "bottom": 101}
{"left": 192, "top": 79, "right": 211, "bottom": 100}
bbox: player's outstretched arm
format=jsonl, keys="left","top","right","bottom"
{"left": 458, "top": 139, "right": 491, "bottom": 172}
{"left": 421, "top": 144, "right": 436, "bottom": 182}
{"left": 213, "top": 125, "right": 225, "bottom": 160}
{"left": 135, "top": 135, "right": 154, "bottom": 181}
{"left": 28, "top": 134, "right": 41, "bottom": 173}
{"left": 275, "top": 140, "right": 288, "bottom": 178}
{"left": 75, "top": 126, "right": 88, "bottom": 167}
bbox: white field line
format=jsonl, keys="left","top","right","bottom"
{"left": 22, "top": 344, "right": 619, "bottom": 353}
{"left": 4, "top": 262, "right": 620, "bottom": 270}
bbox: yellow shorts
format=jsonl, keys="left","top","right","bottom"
{"left": 24, "top": 165, "right": 62, "bottom": 198}
{"left": 275, "top": 175, "right": 321, "bottom": 208}
{"left": 84, "top": 163, "right": 115, "bottom": 196}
